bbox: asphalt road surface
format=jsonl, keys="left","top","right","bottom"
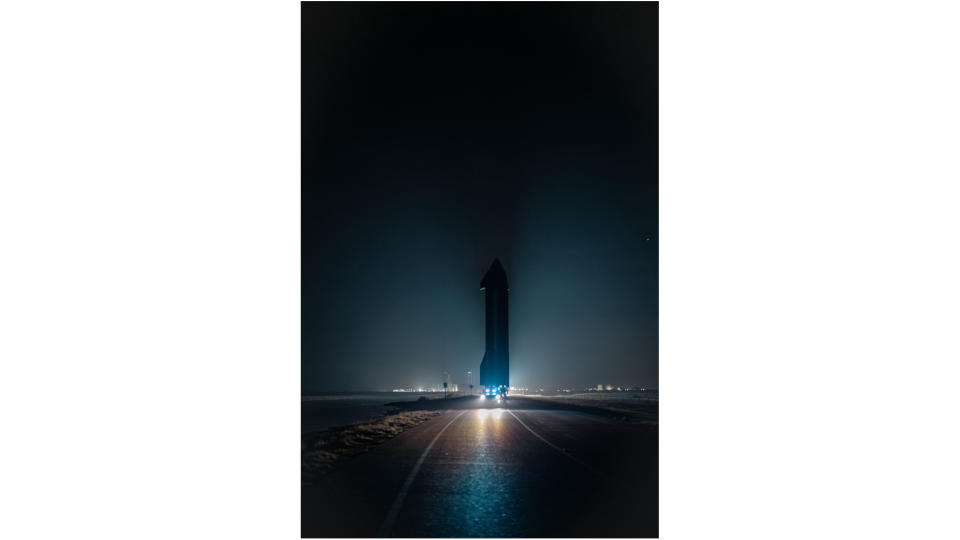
{"left": 302, "top": 397, "right": 657, "bottom": 537}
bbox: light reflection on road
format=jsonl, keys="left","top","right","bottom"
{"left": 476, "top": 408, "right": 504, "bottom": 422}
{"left": 448, "top": 408, "right": 517, "bottom": 537}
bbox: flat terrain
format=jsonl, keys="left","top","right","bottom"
{"left": 302, "top": 397, "right": 657, "bottom": 537}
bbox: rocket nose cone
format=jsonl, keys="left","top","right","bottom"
{"left": 481, "top": 258, "right": 508, "bottom": 288}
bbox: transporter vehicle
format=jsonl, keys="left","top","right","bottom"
{"left": 481, "top": 385, "right": 508, "bottom": 401}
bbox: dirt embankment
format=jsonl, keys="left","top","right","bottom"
{"left": 302, "top": 410, "right": 440, "bottom": 484}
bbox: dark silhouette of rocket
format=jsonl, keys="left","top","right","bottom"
{"left": 479, "top": 258, "right": 509, "bottom": 390}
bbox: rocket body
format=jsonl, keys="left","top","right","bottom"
{"left": 479, "top": 258, "right": 509, "bottom": 390}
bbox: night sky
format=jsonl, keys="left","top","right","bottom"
{"left": 302, "top": 2, "right": 657, "bottom": 393}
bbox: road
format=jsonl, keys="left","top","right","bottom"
{"left": 302, "top": 397, "right": 657, "bottom": 538}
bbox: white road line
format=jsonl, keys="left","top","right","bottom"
{"left": 376, "top": 410, "right": 467, "bottom": 538}
{"left": 506, "top": 409, "right": 601, "bottom": 476}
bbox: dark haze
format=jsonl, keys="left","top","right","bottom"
{"left": 303, "top": 3, "right": 657, "bottom": 392}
